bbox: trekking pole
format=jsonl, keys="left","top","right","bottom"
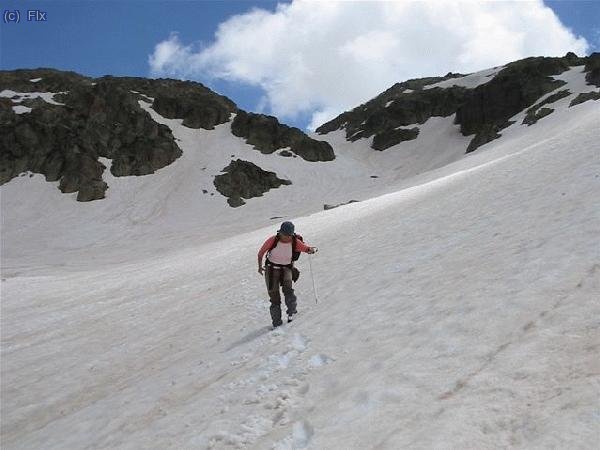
{"left": 308, "top": 248, "right": 319, "bottom": 304}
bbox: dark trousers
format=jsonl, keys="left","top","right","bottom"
{"left": 264, "top": 264, "right": 297, "bottom": 325}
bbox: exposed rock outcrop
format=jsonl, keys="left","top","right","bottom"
{"left": 521, "top": 89, "right": 570, "bottom": 125}
{"left": 231, "top": 111, "right": 334, "bottom": 162}
{"left": 583, "top": 52, "right": 600, "bottom": 87}
{"left": 523, "top": 107, "right": 554, "bottom": 126}
{"left": 324, "top": 200, "right": 359, "bottom": 210}
{"left": 0, "top": 73, "right": 182, "bottom": 201}
{"left": 569, "top": 91, "right": 600, "bottom": 107}
{"left": 457, "top": 56, "right": 570, "bottom": 152}
{"left": 213, "top": 159, "right": 292, "bottom": 207}
{"left": 315, "top": 72, "right": 465, "bottom": 136}
{"left": 315, "top": 76, "right": 467, "bottom": 152}
{"left": 372, "top": 127, "right": 419, "bottom": 151}
{"left": 316, "top": 53, "right": 590, "bottom": 154}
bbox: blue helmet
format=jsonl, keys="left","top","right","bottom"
{"left": 278, "top": 221, "right": 295, "bottom": 236}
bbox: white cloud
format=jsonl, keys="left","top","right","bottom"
{"left": 148, "top": 0, "right": 589, "bottom": 131}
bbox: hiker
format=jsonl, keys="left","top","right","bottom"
{"left": 257, "top": 221, "right": 316, "bottom": 327}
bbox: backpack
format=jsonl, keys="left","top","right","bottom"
{"left": 268, "top": 233, "right": 304, "bottom": 262}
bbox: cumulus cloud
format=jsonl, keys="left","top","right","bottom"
{"left": 148, "top": 0, "right": 589, "bottom": 130}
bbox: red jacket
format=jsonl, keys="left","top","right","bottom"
{"left": 258, "top": 235, "right": 311, "bottom": 262}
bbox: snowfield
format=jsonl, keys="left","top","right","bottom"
{"left": 1, "top": 67, "right": 599, "bottom": 449}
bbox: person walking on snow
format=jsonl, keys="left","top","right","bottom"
{"left": 258, "top": 221, "right": 316, "bottom": 328}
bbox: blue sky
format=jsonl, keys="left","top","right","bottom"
{"left": 1, "top": 1, "right": 286, "bottom": 121}
{"left": 2, "top": 1, "right": 598, "bottom": 130}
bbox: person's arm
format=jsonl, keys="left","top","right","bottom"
{"left": 295, "top": 239, "right": 316, "bottom": 254}
{"left": 257, "top": 236, "right": 276, "bottom": 273}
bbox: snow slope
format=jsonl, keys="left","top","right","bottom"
{"left": 1, "top": 71, "right": 599, "bottom": 448}
{"left": 310, "top": 113, "right": 472, "bottom": 181}
{"left": 1, "top": 65, "right": 596, "bottom": 275}
{"left": 0, "top": 100, "right": 385, "bottom": 275}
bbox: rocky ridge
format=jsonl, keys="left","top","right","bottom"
{"left": 0, "top": 69, "right": 334, "bottom": 203}
{"left": 316, "top": 53, "right": 600, "bottom": 153}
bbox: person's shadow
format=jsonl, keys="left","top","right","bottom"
{"left": 223, "top": 326, "right": 273, "bottom": 353}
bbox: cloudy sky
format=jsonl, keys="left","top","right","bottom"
{"left": 3, "top": 0, "right": 599, "bottom": 130}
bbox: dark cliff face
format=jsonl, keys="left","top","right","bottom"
{"left": 316, "top": 53, "right": 599, "bottom": 154}
{"left": 0, "top": 68, "right": 334, "bottom": 203}
{"left": 0, "top": 68, "right": 92, "bottom": 92}
{"left": 110, "top": 76, "right": 238, "bottom": 129}
{"left": 231, "top": 110, "right": 335, "bottom": 162}
{"left": 456, "top": 56, "right": 571, "bottom": 152}
{"left": 315, "top": 72, "right": 465, "bottom": 139}
{"left": 0, "top": 71, "right": 183, "bottom": 201}
{"left": 584, "top": 52, "right": 600, "bottom": 87}
{"left": 213, "top": 159, "right": 292, "bottom": 207}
